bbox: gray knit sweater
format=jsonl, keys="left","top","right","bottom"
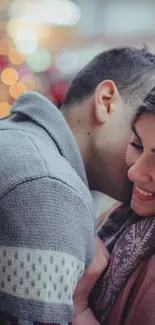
{"left": 0, "top": 92, "right": 94, "bottom": 325}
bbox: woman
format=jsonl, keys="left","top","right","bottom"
{"left": 88, "top": 86, "right": 155, "bottom": 325}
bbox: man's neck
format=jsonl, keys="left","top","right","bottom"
{"left": 61, "top": 105, "right": 92, "bottom": 174}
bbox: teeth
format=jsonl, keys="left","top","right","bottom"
{"left": 135, "top": 185, "right": 154, "bottom": 197}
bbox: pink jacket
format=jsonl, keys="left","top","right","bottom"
{"left": 74, "top": 254, "right": 155, "bottom": 325}
{"left": 74, "top": 198, "right": 155, "bottom": 325}
{"left": 106, "top": 254, "right": 155, "bottom": 325}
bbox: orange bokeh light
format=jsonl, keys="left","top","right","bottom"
{"left": 8, "top": 48, "right": 25, "bottom": 65}
{"left": 9, "top": 81, "right": 26, "bottom": 99}
{"left": 0, "top": 38, "right": 13, "bottom": 55}
{"left": 0, "top": 82, "right": 9, "bottom": 102}
{"left": 1, "top": 68, "right": 19, "bottom": 86}
{"left": 0, "top": 102, "right": 11, "bottom": 117}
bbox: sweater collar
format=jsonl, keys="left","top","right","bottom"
{"left": 11, "top": 91, "right": 88, "bottom": 187}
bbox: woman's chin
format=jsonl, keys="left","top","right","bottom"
{"left": 131, "top": 196, "right": 154, "bottom": 217}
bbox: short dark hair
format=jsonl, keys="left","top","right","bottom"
{"left": 132, "top": 86, "right": 155, "bottom": 126}
{"left": 63, "top": 47, "right": 155, "bottom": 107}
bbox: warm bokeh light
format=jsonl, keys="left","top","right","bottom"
{"left": 8, "top": 0, "right": 81, "bottom": 26}
{"left": 20, "top": 77, "right": 36, "bottom": 91}
{"left": 8, "top": 48, "right": 25, "bottom": 65}
{"left": 0, "top": 38, "right": 13, "bottom": 55}
{"left": 14, "top": 27, "right": 38, "bottom": 55}
{"left": 34, "top": 76, "right": 45, "bottom": 93}
{"left": 7, "top": 18, "right": 23, "bottom": 38}
{"left": 9, "top": 81, "right": 26, "bottom": 99}
{"left": 7, "top": 19, "right": 52, "bottom": 46}
{"left": 0, "top": 82, "right": 9, "bottom": 102}
{"left": 0, "top": 102, "right": 11, "bottom": 118}
{"left": 1, "top": 68, "right": 19, "bottom": 86}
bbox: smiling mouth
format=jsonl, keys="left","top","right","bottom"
{"left": 135, "top": 185, "right": 155, "bottom": 197}
{"left": 133, "top": 185, "right": 155, "bottom": 201}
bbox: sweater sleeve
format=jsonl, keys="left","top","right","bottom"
{"left": 0, "top": 176, "right": 94, "bottom": 325}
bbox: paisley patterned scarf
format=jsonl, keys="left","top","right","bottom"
{"left": 89, "top": 205, "right": 155, "bottom": 324}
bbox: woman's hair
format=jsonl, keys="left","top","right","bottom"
{"left": 132, "top": 86, "right": 155, "bottom": 127}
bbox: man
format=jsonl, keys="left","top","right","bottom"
{"left": 0, "top": 47, "right": 155, "bottom": 325}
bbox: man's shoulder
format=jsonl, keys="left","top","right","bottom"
{"left": 0, "top": 128, "right": 92, "bottom": 206}
{"left": 31, "top": 130, "right": 93, "bottom": 207}
{"left": 0, "top": 128, "right": 46, "bottom": 196}
{"left": 42, "top": 141, "right": 92, "bottom": 205}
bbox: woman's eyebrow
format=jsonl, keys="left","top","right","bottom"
{"left": 131, "top": 124, "right": 141, "bottom": 141}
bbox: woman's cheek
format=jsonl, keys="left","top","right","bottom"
{"left": 127, "top": 165, "right": 134, "bottom": 183}
{"left": 125, "top": 145, "right": 133, "bottom": 168}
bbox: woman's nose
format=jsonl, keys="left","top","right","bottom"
{"left": 128, "top": 157, "right": 152, "bottom": 183}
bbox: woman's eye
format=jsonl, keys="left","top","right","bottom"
{"left": 130, "top": 141, "right": 143, "bottom": 152}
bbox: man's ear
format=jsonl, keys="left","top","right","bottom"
{"left": 93, "top": 80, "right": 118, "bottom": 124}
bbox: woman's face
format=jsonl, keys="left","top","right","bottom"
{"left": 126, "top": 112, "right": 155, "bottom": 216}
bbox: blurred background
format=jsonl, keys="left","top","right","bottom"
{"left": 0, "top": 0, "right": 155, "bottom": 215}
{"left": 0, "top": 0, "right": 155, "bottom": 117}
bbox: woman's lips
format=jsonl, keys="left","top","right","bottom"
{"left": 133, "top": 185, "right": 155, "bottom": 201}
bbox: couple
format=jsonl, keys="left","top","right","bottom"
{"left": 0, "top": 47, "right": 155, "bottom": 325}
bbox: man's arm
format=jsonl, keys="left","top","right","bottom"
{"left": 73, "top": 308, "right": 101, "bottom": 325}
{"left": 0, "top": 176, "right": 94, "bottom": 324}
{"left": 73, "top": 237, "right": 110, "bottom": 325}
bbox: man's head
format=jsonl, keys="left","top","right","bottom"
{"left": 61, "top": 47, "right": 155, "bottom": 202}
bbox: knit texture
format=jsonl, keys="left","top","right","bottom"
{"left": 0, "top": 92, "right": 94, "bottom": 325}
